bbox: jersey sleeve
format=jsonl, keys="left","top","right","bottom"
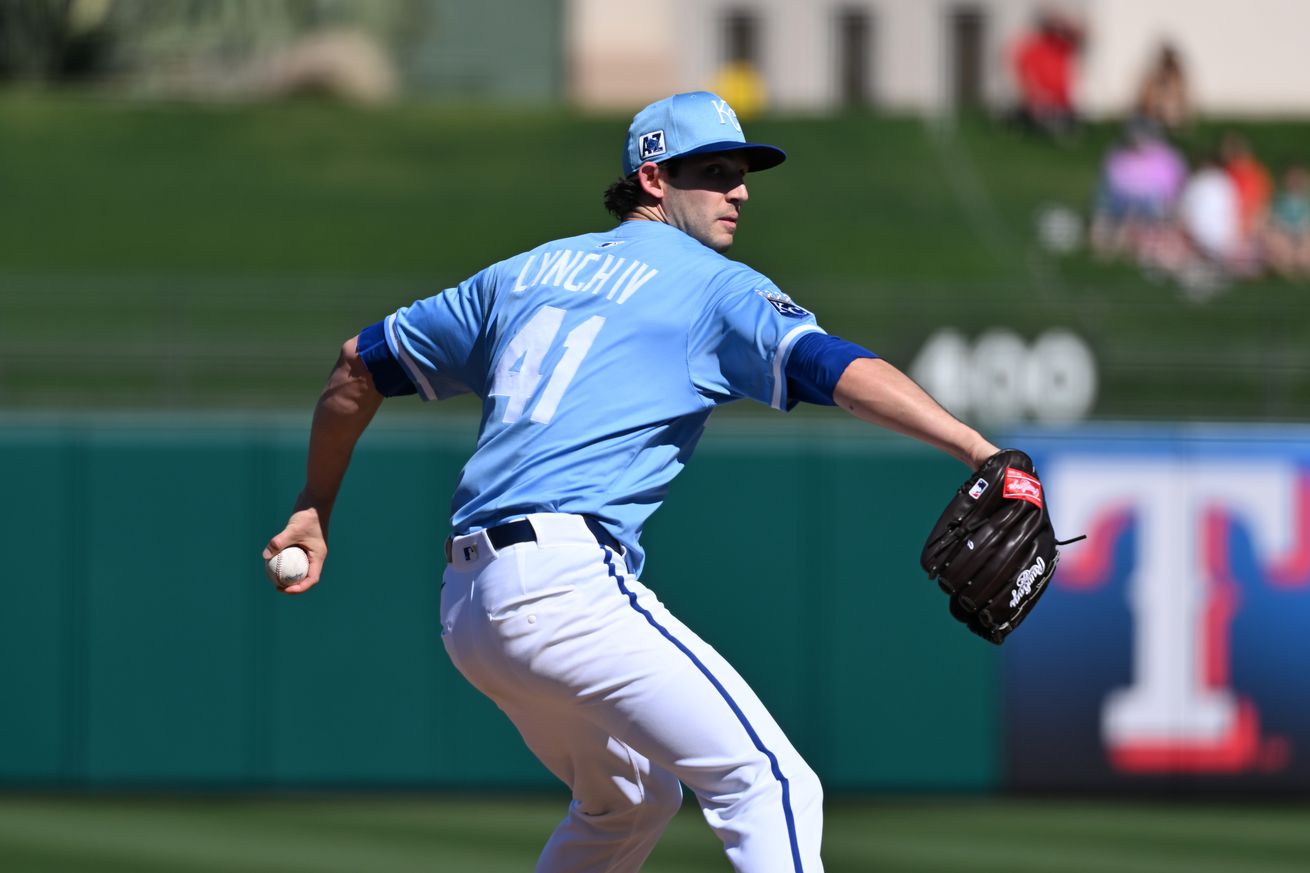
{"left": 383, "top": 267, "right": 492, "bottom": 401}
{"left": 687, "top": 267, "right": 824, "bottom": 411}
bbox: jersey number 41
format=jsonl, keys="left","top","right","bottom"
{"left": 491, "top": 305, "right": 606, "bottom": 425}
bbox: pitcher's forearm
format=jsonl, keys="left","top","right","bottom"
{"left": 302, "top": 337, "right": 384, "bottom": 515}
{"left": 833, "top": 357, "right": 997, "bottom": 468}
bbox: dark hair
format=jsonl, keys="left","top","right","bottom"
{"left": 603, "top": 176, "right": 642, "bottom": 219}
{"left": 1159, "top": 42, "right": 1182, "bottom": 72}
{"left": 602, "top": 159, "right": 683, "bottom": 219}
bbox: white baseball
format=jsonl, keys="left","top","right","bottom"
{"left": 266, "top": 546, "right": 309, "bottom": 588}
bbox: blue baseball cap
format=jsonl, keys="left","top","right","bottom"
{"left": 622, "top": 91, "right": 786, "bottom": 177}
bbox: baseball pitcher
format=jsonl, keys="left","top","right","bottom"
{"left": 263, "top": 92, "right": 1063, "bottom": 872}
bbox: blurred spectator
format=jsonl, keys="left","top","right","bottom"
{"left": 1221, "top": 131, "right": 1273, "bottom": 244}
{"left": 712, "top": 60, "right": 767, "bottom": 119}
{"left": 1089, "top": 120, "right": 1187, "bottom": 261}
{"left": 1261, "top": 165, "right": 1310, "bottom": 280}
{"left": 1133, "top": 42, "right": 1190, "bottom": 132}
{"left": 1178, "top": 152, "right": 1241, "bottom": 269}
{"left": 1009, "top": 8, "right": 1085, "bottom": 140}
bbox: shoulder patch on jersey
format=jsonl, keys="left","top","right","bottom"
{"left": 756, "top": 289, "right": 810, "bottom": 319}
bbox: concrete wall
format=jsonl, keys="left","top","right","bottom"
{"left": 567, "top": 0, "right": 1310, "bottom": 117}
{"left": 1081, "top": 0, "right": 1310, "bottom": 117}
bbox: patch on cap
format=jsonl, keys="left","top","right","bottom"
{"left": 638, "top": 130, "right": 667, "bottom": 161}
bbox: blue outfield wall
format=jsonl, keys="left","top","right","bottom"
{"left": 0, "top": 412, "right": 998, "bottom": 791}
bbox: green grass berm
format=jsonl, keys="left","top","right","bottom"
{"left": 2, "top": 94, "right": 1308, "bottom": 419}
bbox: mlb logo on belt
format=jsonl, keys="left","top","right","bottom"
{"left": 639, "top": 130, "right": 666, "bottom": 161}
{"left": 1003, "top": 468, "right": 1043, "bottom": 507}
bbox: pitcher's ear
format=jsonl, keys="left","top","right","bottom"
{"left": 635, "top": 161, "right": 667, "bottom": 201}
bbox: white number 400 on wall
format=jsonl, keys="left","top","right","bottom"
{"left": 910, "top": 328, "right": 1097, "bottom": 426}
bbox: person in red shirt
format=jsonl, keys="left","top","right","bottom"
{"left": 1221, "top": 131, "right": 1272, "bottom": 240}
{"left": 1011, "top": 10, "right": 1084, "bottom": 139}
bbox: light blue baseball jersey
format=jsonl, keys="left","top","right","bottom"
{"left": 380, "top": 220, "right": 824, "bottom": 574}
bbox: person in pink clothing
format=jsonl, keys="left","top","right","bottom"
{"left": 1090, "top": 121, "right": 1187, "bottom": 262}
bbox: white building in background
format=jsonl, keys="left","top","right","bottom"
{"left": 567, "top": 0, "right": 1310, "bottom": 118}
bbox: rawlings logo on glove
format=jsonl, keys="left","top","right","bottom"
{"left": 921, "top": 449, "right": 1079, "bottom": 644}
{"left": 1010, "top": 555, "right": 1047, "bottom": 607}
{"left": 1002, "top": 468, "right": 1043, "bottom": 506}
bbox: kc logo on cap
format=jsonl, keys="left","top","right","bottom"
{"left": 711, "top": 98, "right": 742, "bottom": 132}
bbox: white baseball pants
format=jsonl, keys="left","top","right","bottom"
{"left": 439, "top": 513, "right": 824, "bottom": 872}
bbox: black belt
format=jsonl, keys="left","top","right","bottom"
{"left": 446, "top": 515, "right": 621, "bottom": 562}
